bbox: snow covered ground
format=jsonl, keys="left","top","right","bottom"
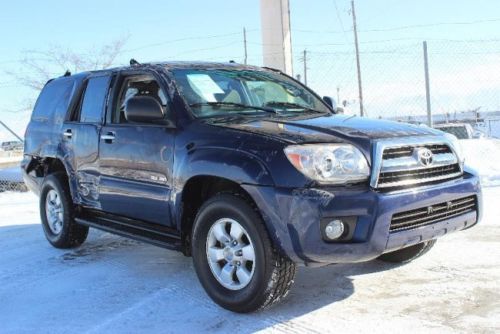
{"left": 460, "top": 139, "right": 500, "bottom": 187}
{"left": 0, "top": 186, "right": 499, "bottom": 334}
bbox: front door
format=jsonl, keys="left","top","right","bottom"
{"left": 97, "top": 72, "right": 175, "bottom": 226}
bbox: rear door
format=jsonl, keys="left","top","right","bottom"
{"left": 97, "top": 71, "right": 175, "bottom": 226}
{"left": 62, "top": 74, "right": 111, "bottom": 208}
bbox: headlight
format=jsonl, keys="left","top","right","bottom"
{"left": 284, "top": 144, "right": 370, "bottom": 184}
{"left": 444, "top": 133, "right": 465, "bottom": 166}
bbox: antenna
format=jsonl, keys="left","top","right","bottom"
{"left": 130, "top": 58, "right": 140, "bottom": 66}
{"left": 243, "top": 27, "right": 248, "bottom": 65}
{"left": 63, "top": 70, "right": 71, "bottom": 77}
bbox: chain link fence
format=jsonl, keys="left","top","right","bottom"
{"left": 295, "top": 39, "right": 500, "bottom": 137}
{"left": 0, "top": 151, "right": 26, "bottom": 193}
{"left": 0, "top": 121, "right": 25, "bottom": 192}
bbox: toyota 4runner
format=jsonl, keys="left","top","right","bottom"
{"left": 22, "top": 61, "right": 481, "bottom": 312}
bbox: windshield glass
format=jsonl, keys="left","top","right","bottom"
{"left": 170, "top": 68, "right": 330, "bottom": 117}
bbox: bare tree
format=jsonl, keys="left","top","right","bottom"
{"left": 6, "top": 36, "right": 129, "bottom": 92}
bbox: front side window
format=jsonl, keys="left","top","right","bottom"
{"left": 113, "top": 74, "right": 168, "bottom": 124}
{"left": 170, "top": 68, "right": 330, "bottom": 118}
{"left": 79, "top": 76, "right": 111, "bottom": 123}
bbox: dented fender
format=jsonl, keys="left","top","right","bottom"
{"left": 175, "top": 146, "right": 274, "bottom": 186}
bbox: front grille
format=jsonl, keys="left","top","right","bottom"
{"left": 383, "top": 144, "right": 451, "bottom": 160}
{"left": 375, "top": 142, "right": 461, "bottom": 188}
{"left": 378, "top": 163, "right": 461, "bottom": 185}
{"left": 390, "top": 195, "right": 477, "bottom": 232}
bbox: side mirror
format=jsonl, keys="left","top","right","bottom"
{"left": 125, "top": 96, "right": 164, "bottom": 123}
{"left": 322, "top": 96, "right": 337, "bottom": 113}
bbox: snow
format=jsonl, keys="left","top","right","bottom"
{"left": 0, "top": 187, "right": 499, "bottom": 333}
{"left": 460, "top": 138, "right": 500, "bottom": 187}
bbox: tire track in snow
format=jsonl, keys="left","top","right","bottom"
{"left": 84, "top": 278, "right": 322, "bottom": 334}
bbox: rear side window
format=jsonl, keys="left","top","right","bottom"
{"left": 79, "top": 76, "right": 111, "bottom": 123}
{"left": 32, "top": 78, "right": 75, "bottom": 121}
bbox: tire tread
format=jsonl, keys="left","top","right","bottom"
{"left": 225, "top": 191, "right": 296, "bottom": 310}
{"left": 40, "top": 172, "right": 88, "bottom": 249}
{"left": 193, "top": 191, "right": 296, "bottom": 312}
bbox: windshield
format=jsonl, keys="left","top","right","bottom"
{"left": 170, "top": 68, "right": 330, "bottom": 117}
{"left": 435, "top": 125, "right": 471, "bottom": 139}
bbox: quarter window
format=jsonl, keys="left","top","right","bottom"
{"left": 32, "top": 77, "right": 75, "bottom": 121}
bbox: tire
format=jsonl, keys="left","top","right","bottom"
{"left": 39, "top": 172, "right": 89, "bottom": 249}
{"left": 377, "top": 240, "right": 436, "bottom": 264}
{"left": 191, "top": 193, "right": 296, "bottom": 313}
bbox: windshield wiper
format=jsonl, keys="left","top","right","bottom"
{"left": 264, "top": 101, "right": 325, "bottom": 114}
{"left": 189, "top": 102, "right": 278, "bottom": 114}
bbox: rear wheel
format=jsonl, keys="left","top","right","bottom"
{"left": 191, "top": 193, "right": 296, "bottom": 313}
{"left": 378, "top": 240, "right": 436, "bottom": 263}
{"left": 40, "top": 173, "right": 89, "bottom": 248}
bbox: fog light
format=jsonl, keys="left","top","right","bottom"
{"left": 324, "top": 219, "right": 345, "bottom": 240}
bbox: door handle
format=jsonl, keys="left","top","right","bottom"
{"left": 100, "top": 132, "right": 116, "bottom": 142}
{"left": 63, "top": 129, "right": 72, "bottom": 139}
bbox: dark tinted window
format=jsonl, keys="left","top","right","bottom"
{"left": 436, "top": 126, "right": 469, "bottom": 139}
{"left": 32, "top": 77, "right": 75, "bottom": 121}
{"left": 79, "top": 76, "right": 110, "bottom": 123}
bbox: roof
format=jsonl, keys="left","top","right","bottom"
{"left": 50, "top": 61, "right": 276, "bottom": 83}
{"left": 155, "top": 61, "right": 264, "bottom": 70}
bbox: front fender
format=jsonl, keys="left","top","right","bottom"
{"left": 175, "top": 147, "right": 274, "bottom": 186}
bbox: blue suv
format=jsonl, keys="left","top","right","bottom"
{"left": 22, "top": 61, "right": 481, "bottom": 312}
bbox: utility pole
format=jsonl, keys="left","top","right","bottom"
{"left": 351, "top": 0, "right": 364, "bottom": 117}
{"left": 303, "top": 49, "right": 308, "bottom": 85}
{"left": 423, "top": 41, "right": 432, "bottom": 127}
{"left": 243, "top": 27, "right": 248, "bottom": 65}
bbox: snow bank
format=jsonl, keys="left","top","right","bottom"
{"left": 460, "top": 138, "right": 500, "bottom": 187}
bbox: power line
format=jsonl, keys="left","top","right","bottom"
{"left": 359, "top": 18, "right": 500, "bottom": 33}
{"left": 121, "top": 31, "right": 257, "bottom": 53}
{"left": 333, "top": 0, "right": 349, "bottom": 43}
{"left": 293, "top": 18, "right": 500, "bottom": 35}
{"left": 172, "top": 41, "right": 242, "bottom": 57}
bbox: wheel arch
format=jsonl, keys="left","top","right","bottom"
{"left": 29, "top": 156, "right": 78, "bottom": 202}
{"left": 177, "top": 175, "right": 270, "bottom": 255}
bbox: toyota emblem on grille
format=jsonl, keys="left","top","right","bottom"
{"left": 415, "top": 147, "right": 434, "bottom": 167}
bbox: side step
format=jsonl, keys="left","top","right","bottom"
{"left": 75, "top": 209, "right": 183, "bottom": 251}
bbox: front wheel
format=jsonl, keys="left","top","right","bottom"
{"left": 377, "top": 240, "right": 436, "bottom": 264}
{"left": 191, "top": 193, "right": 296, "bottom": 313}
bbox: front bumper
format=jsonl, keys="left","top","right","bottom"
{"left": 243, "top": 171, "right": 481, "bottom": 265}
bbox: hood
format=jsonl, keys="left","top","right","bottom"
{"left": 206, "top": 113, "right": 442, "bottom": 145}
